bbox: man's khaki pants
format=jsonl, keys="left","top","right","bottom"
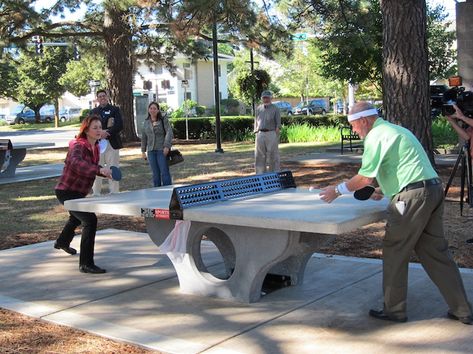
{"left": 255, "top": 131, "right": 280, "bottom": 174}
{"left": 383, "top": 183, "right": 471, "bottom": 319}
{"left": 92, "top": 142, "right": 120, "bottom": 196}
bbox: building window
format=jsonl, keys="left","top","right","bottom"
{"left": 184, "top": 63, "right": 193, "bottom": 80}
{"left": 185, "top": 92, "right": 192, "bottom": 100}
{"left": 161, "top": 80, "right": 171, "bottom": 89}
{"left": 149, "top": 65, "right": 163, "bottom": 74}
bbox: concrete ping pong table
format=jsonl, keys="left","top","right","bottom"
{"left": 0, "top": 139, "right": 55, "bottom": 178}
{"left": 65, "top": 171, "right": 389, "bottom": 303}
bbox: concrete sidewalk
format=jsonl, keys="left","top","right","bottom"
{"left": 1, "top": 229, "right": 472, "bottom": 354}
{"left": 294, "top": 151, "right": 460, "bottom": 166}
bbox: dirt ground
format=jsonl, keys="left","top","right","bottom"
{"left": 1, "top": 160, "right": 473, "bottom": 353}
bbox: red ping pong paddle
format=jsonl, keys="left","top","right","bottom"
{"left": 354, "top": 185, "right": 375, "bottom": 200}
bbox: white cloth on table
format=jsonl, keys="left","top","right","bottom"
{"left": 159, "top": 220, "right": 192, "bottom": 263}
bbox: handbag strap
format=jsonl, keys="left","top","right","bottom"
{"left": 160, "top": 116, "right": 166, "bottom": 135}
{"left": 160, "top": 116, "right": 171, "bottom": 148}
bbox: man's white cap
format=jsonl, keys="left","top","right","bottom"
{"left": 347, "top": 108, "right": 379, "bottom": 122}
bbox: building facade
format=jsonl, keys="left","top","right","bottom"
{"left": 133, "top": 54, "right": 233, "bottom": 110}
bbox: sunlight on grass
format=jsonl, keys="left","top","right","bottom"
{"left": 13, "top": 195, "right": 57, "bottom": 202}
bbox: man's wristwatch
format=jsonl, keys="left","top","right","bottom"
{"left": 334, "top": 185, "right": 342, "bottom": 196}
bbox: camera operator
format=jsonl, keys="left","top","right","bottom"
{"left": 445, "top": 104, "right": 473, "bottom": 160}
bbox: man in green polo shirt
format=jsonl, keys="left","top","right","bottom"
{"left": 320, "top": 101, "right": 472, "bottom": 325}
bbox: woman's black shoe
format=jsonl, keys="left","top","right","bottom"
{"left": 54, "top": 242, "right": 77, "bottom": 255}
{"left": 79, "top": 264, "right": 106, "bottom": 274}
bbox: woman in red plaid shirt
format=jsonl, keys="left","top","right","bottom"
{"left": 54, "top": 115, "right": 112, "bottom": 274}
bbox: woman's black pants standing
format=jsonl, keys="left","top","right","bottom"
{"left": 55, "top": 189, "right": 98, "bottom": 267}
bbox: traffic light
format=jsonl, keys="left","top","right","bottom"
{"left": 73, "top": 43, "right": 80, "bottom": 60}
{"left": 33, "top": 35, "right": 43, "bottom": 55}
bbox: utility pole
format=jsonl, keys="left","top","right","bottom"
{"left": 250, "top": 48, "right": 255, "bottom": 116}
{"left": 213, "top": 20, "right": 224, "bottom": 153}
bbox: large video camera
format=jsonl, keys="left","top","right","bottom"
{"left": 442, "top": 76, "right": 473, "bottom": 118}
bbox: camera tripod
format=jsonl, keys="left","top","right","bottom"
{"left": 444, "top": 142, "right": 473, "bottom": 216}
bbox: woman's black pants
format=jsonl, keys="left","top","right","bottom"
{"left": 55, "top": 189, "right": 98, "bottom": 267}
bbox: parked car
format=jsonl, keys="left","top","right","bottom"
{"left": 5, "top": 106, "right": 37, "bottom": 124}
{"left": 59, "top": 107, "right": 82, "bottom": 122}
{"left": 273, "top": 101, "right": 293, "bottom": 116}
{"left": 293, "top": 99, "right": 327, "bottom": 115}
{"left": 39, "top": 105, "right": 55, "bottom": 123}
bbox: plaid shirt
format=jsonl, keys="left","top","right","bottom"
{"left": 55, "top": 137, "right": 101, "bottom": 195}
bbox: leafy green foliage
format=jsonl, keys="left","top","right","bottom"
{"left": 427, "top": 4, "right": 457, "bottom": 80}
{"left": 170, "top": 99, "right": 206, "bottom": 118}
{"left": 432, "top": 117, "right": 459, "bottom": 148}
{"left": 266, "top": 44, "right": 348, "bottom": 100}
{"left": 0, "top": 56, "right": 18, "bottom": 100}
{"left": 283, "top": 0, "right": 456, "bottom": 86}
{"left": 15, "top": 46, "right": 71, "bottom": 117}
{"left": 235, "top": 69, "right": 271, "bottom": 104}
{"left": 59, "top": 53, "right": 106, "bottom": 97}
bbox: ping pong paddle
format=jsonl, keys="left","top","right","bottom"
{"left": 110, "top": 166, "right": 122, "bottom": 181}
{"left": 354, "top": 185, "right": 375, "bottom": 200}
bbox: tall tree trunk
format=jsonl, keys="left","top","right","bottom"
{"left": 54, "top": 97, "right": 59, "bottom": 128}
{"left": 103, "top": 4, "right": 137, "bottom": 142}
{"left": 381, "top": 0, "right": 433, "bottom": 162}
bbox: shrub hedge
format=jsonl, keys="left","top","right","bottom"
{"left": 171, "top": 114, "right": 348, "bottom": 141}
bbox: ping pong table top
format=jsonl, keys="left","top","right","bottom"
{"left": 65, "top": 186, "right": 388, "bottom": 235}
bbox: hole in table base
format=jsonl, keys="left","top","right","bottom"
{"left": 195, "top": 227, "right": 236, "bottom": 281}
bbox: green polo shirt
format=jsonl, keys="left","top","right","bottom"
{"left": 358, "top": 118, "right": 438, "bottom": 197}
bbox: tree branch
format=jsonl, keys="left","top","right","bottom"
{"left": 9, "top": 21, "right": 103, "bottom": 42}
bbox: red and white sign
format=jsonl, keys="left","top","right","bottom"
{"left": 155, "top": 209, "right": 170, "bottom": 220}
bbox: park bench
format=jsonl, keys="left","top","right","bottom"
{"left": 65, "top": 171, "right": 388, "bottom": 303}
{"left": 340, "top": 126, "right": 363, "bottom": 154}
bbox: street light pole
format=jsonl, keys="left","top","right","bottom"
{"left": 250, "top": 48, "right": 255, "bottom": 117}
{"left": 213, "top": 20, "right": 224, "bottom": 153}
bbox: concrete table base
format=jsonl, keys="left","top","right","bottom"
{"left": 0, "top": 148, "right": 26, "bottom": 177}
{"left": 145, "top": 218, "right": 334, "bottom": 303}
{"left": 0, "top": 142, "right": 55, "bottom": 178}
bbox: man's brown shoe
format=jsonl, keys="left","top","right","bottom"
{"left": 369, "top": 309, "right": 407, "bottom": 323}
{"left": 447, "top": 311, "right": 473, "bottom": 325}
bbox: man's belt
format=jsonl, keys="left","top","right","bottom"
{"left": 400, "top": 178, "right": 442, "bottom": 192}
{"left": 258, "top": 129, "right": 274, "bottom": 132}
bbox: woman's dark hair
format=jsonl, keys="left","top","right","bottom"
{"left": 147, "top": 101, "right": 163, "bottom": 121}
{"left": 78, "top": 114, "right": 102, "bottom": 139}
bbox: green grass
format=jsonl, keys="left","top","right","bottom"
{"left": 281, "top": 124, "right": 340, "bottom": 144}
{"left": 432, "top": 117, "right": 460, "bottom": 148}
